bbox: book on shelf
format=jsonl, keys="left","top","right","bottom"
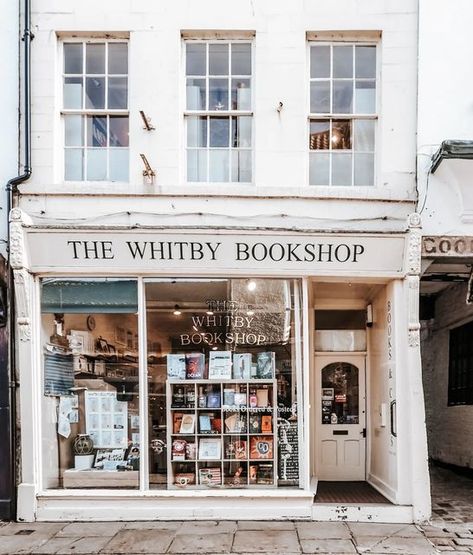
{"left": 185, "top": 442, "right": 196, "bottom": 460}
{"left": 250, "top": 436, "right": 273, "bottom": 460}
{"left": 212, "top": 417, "right": 222, "bottom": 433}
{"left": 208, "top": 351, "right": 232, "bottom": 379}
{"left": 249, "top": 413, "right": 261, "bottom": 434}
{"left": 256, "top": 388, "right": 269, "bottom": 407}
{"left": 198, "top": 437, "right": 221, "bottom": 460}
{"left": 199, "top": 467, "right": 221, "bottom": 486}
{"left": 199, "top": 413, "right": 212, "bottom": 433}
{"left": 224, "top": 413, "right": 246, "bottom": 433}
{"left": 256, "top": 351, "right": 275, "bottom": 379}
{"left": 223, "top": 388, "right": 235, "bottom": 407}
{"left": 234, "top": 392, "right": 246, "bottom": 406}
{"left": 167, "top": 354, "right": 186, "bottom": 380}
{"left": 172, "top": 439, "right": 187, "bottom": 461}
{"left": 173, "top": 412, "right": 183, "bottom": 434}
{"left": 179, "top": 414, "right": 196, "bottom": 434}
{"left": 225, "top": 439, "right": 247, "bottom": 460}
{"left": 232, "top": 353, "right": 252, "bottom": 379}
{"left": 261, "top": 415, "right": 272, "bottom": 433}
{"left": 206, "top": 392, "right": 221, "bottom": 408}
{"left": 185, "top": 353, "right": 206, "bottom": 379}
{"left": 256, "top": 463, "right": 273, "bottom": 485}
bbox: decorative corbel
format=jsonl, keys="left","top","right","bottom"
{"left": 406, "top": 213, "right": 422, "bottom": 348}
{"left": 14, "top": 269, "right": 32, "bottom": 342}
{"left": 9, "top": 208, "right": 27, "bottom": 270}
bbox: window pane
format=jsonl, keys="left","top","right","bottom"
{"left": 310, "top": 81, "right": 330, "bottom": 113}
{"left": 209, "top": 44, "right": 229, "bottom": 75}
{"left": 65, "top": 115, "right": 83, "bottom": 147}
{"left": 333, "top": 46, "right": 353, "bottom": 78}
{"left": 87, "top": 116, "right": 107, "bottom": 147}
{"left": 87, "top": 148, "right": 107, "bottom": 180}
{"left": 110, "top": 149, "right": 129, "bottom": 181}
{"left": 64, "top": 44, "right": 83, "bottom": 74}
{"left": 110, "top": 116, "right": 129, "bottom": 147}
{"left": 65, "top": 148, "right": 83, "bottom": 180}
{"left": 354, "top": 153, "right": 374, "bottom": 186}
{"left": 108, "top": 43, "right": 128, "bottom": 74}
{"left": 355, "top": 81, "right": 376, "bottom": 113}
{"left": 64, "top": 77, "right": 83, "bottom": 109}
{"left": 232, "top": 116, "right": 251, "bottom": 147}
{"left": 333, "top": 80, "right": 353, "bottom": 113}
{"left": 354, "top": 120, "right": 375, "bottom": 151}
{"left": 332, "top": 153, "right": 352, "bottom": 186}
{"left": 209, "top": 149, "right": 229, "bottom": 181}
{"left": 86, "top": 43, "right": 105, "bottom": 74}
{"left": 85, "top": 77, "right": 105, "bottom": 109}
{"left": 209, "top": 79, "right": 229, "bottom": 110}
{"left": 186, "top": 78, "right": 206, "bottom": 110}
{"left": 309, "top": 120, "right": 330, "bottom": 150}
{"left": 187, "top": 149, "right": 207, "bottom": 181}
{"left": 355, "top": 46, "right": 376, "bottom": 78}
{"left": 232, "top": 79, "right": 251, "bottom": 110}
{"left": 331, "top": 120, "right": 352, "bottom": 150}
{"left": 186, "top": 43, "right": 206, "bottom": 76}
{"left": 209, "top": 117, "right": 230, "bottom": 147}
{"left": 231, "top": 44, "right": 251, "bottom": 75}
{"left": 309, "top": 152, "right": 329, "bottom": 186}
{"left": 108, "top": 77, "right": 128, "bottom": 109}
{"left": 232, "top": 150, "right": 252, "bottom": 182}
{"left": 310, "top": 45, "right": 330, "bottom": 78}
{"left": 187, "top": 116, "right": 207, "bottom": 147}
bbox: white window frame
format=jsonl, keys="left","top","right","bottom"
{"left": 308, "top": 41, "right": 379, "bottom": 188}
{"left": 60, "top": 38, "right": 130, "bottom": 183}
{"left": 183, "top": 39, "right": 254, "bottom": 185}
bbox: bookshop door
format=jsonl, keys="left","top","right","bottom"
{"left": 315, "top": 354, "right": 366, "bottom": 481}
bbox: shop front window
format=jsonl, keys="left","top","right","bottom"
{"left": 41, "top": 279, "right": 139, "bottom": 489}
{"left": 146, "top": 278, "right": 302, "bottom": 490}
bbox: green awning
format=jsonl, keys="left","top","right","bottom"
{"left": 41, "top": 279, "right": 138, "bottom": 313}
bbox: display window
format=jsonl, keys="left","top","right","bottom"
{"left": 40, "top": 277, "right": 302, "bottom": 491}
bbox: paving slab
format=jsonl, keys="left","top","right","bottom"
{"left": 175, "top": 521, "right": 237, "bottom": 535}
{"left": 168, "top": 532, "right": 233, "bottom": 553}
{"left": 232, "top": 530, "right": 301, "bottom": 553}
{"left": 31, "top": 537, "right": 78, "bottom": 554}
{"left": 37, "top": 536, "right": 112, "bottom": 554}
{"left": 123, "top": 521, "right": 183, "bottom": 530}
{"left": 238, "top": 521, "right": 295, "bottom": 530}
{"left": 421, "top": 525, "right": 457, "bottom": 538}
{"left": 55, "top": 522, "right": 124, "bottom": 537}
{"left": 100, "top": 529, "right": 174, "bottom": 554}
{"left": 0, "top": 534, "right": 51, "bottom": 554}
{"left": 296, "top": 522, "right": 350, "bottom": 540}
{"left": 348, "top": 522, "right": 421, "bottom": 538}
{"left": 300, "top": 538, "right": 357, "bottom": 554}
{"left": 0, "top": 522, "right": 66, "bottom": 536}
{"left": 354, "top": 535, "right": 437, "bottom": 554}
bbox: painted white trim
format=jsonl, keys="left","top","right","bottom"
{"left": 367, "top": 472, "right": 397, "bottom": 504}
{"left": 312, "top": 503, "right": 413, "bottom": 524}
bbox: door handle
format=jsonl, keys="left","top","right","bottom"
{"left": 361, "top": 428, "right": 366, "bottom": 438}
{"left": 390, "top": 400, "right": 397, "bottom": 437}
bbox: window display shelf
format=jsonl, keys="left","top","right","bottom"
{"left": 167, "top": 378, "right": 277, "bottom": 489}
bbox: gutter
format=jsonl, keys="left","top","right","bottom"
{"left": 430, "top": 140, "right": 473, "bottom": 174}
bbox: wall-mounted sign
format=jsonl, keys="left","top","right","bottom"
{"left": 423, "top": 236, "right": 473, "bottom": 257}
{"left": 25, "top": 230, "right": 406, "bottom": 275}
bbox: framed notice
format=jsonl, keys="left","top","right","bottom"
{"left": 85, "top": 391, "right": 128, "bottom": 448}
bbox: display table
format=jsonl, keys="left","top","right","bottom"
{"left": 63, "top": 469, "right": 139, "bottom": 488}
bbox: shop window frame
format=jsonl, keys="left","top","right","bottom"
{"left": 448, "top": 320, "right": 473, "bottom": 406}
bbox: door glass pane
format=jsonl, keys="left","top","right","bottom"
{"left": 333, "top": 46, "right": 353, "bottom": 78}
{"left": 321, "top": 363, "right": 359, "bottom": 424}
{"left": 310, "top": 45, "right": 330, "bottom": 78}
{"left": 64, "top": 44, "right": 83, "bottom": 74}
{"left": 86, "top": 44, "right": 105, "bottom": 74}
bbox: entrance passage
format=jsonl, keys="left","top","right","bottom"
{"left": 315, "top": 481, "right": 391, "bottom": 504}
{"left": 315, "top": 355, "right": 366, "bottom": 481}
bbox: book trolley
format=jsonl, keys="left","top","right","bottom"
{"left": 166, "top": 378, "right": 278, "bottom": 489}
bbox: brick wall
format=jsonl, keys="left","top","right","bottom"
{"left": 421, "top": 282, "right": 473, "bottom": 469}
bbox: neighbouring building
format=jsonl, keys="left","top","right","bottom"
{"left": 418, "top": 0, "right": 473, "bottom": 473}
{"left": 11, "top": 0, "right": 431, "bottom": 522}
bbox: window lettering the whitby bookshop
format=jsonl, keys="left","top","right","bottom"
{"left": 66, "top": 239, "right": 366, "bottom": 263}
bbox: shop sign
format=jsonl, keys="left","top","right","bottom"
{"left": 423, "top": 236, "right": 473, "bottom": 257}
{"left": 26, "top": 231, "right": 406, "bottom": 274}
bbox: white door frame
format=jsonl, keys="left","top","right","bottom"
{"left": 312, "top": 352, "right": 367, "bottom": 481}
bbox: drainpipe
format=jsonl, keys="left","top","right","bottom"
{"left": 2, "top": 0, "right": 32, "bottom": 520}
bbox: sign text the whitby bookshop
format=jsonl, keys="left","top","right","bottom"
{"left": 26, "top": 232, "right": 406, "bottom": 273}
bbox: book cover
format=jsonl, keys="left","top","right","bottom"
{"left": 208, "top": 350, "right": 232, "bottom": 379}
{"left": 256, "top": 388, "right": 269, "bottom": 407}
{"left": 206, "top": 392, "right": 221, "bottom": 408}
{"left": 185, "top": 442, "right": 196, "bottom": 460}
{"left": 249, "top": 413, "right": 261, "bottom": 434}
{"left": 223, "top": 388, "right": 236, "bottom": 407}
{"left": 225, "top": 439, "right": 247, "bottom": 459}
{"left": 256, "top": 351, "right": 275, "bottom": 379}
{"left": 173, "top": 412, "right": 183, "bottom": 434}
{"left": 232, "top": 353, "right": 252, "bottom": 379}
{"left": 198, "top": 438, "right": 221, "bottom": 460}
{"left": 199, "top": 413, "right": 212, "bottom": 433}
{"left": 261, "top": 415, "right": 272, "bottom": 433}
{"left": 167, "top": 354, "right": 186, "bottom": 379}
{"left": 172, "top": 439, "right": 187, "bottom": 461}
{"left": 224, "top": 413, "right": 246, "bottom": 433}
{"left": 185, "top": 352, "right": 206, "bottom": 379}
{"left": 179, "top": 414, "right": 196, "bottom": 434}
{"left": 250, "top": 436, "right": 273, "bottom": 460}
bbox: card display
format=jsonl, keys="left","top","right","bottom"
{"left": 208, "top": 351, "right": 232, "bottom": 379}
{"left": 85, "top": 391, "right": 128, "bottom": 449}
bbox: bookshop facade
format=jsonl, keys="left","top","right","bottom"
{"left": 10, "top": 210, "right": 431, "bottom": 522}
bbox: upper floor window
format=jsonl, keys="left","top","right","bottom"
{"left": 448, "top": 320, "right": 473, "bottom": 406}
{"left": 185, "top": 41, "right": 252, "bottom": 183}
{"left": 63, "top": 41, "right": 129, "bottom": 181}
{"left": 309, "top": 44, "right": 377, "bottom": 187}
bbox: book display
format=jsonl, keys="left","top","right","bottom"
{"left": 166, "top": 371, "right": 277, "bottom": 489}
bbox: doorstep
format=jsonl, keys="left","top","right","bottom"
{"left": 312, "top": 502, "right": 414, "bottom": 523}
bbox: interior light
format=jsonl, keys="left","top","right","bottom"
{"left": 247, "top": 280, "right": 257, "bottom": 291}
{"left": 212, "top": 346, "right": 218, "bottom": 350}
{"left": 246, "top": 310, "right": 254, "bottom": 316}
{"left": 173, "top": 304, "right": 181, "bottom": 316}
{"left": 206, "top": 311, "right": 214, "bottom": 315}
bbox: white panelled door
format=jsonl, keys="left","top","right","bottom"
{"left": 315, "top": 354, "right": 366, "bottom": 481}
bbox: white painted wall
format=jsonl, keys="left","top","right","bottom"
{"left": 0, "top": 1, "right": 19, "bottom": 258}
{"left": 418, "top": 0, "right": 473, "bottom": 235}
{"left": 19, "top": 0, "right": 418, "bottom": 233}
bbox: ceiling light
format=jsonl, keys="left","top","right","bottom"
{"left": 173, "top": 304, "right": 181, "bottom": 316}
{"left": 206, "top": 311, "right": 214, "bottom": 315}
{"left": 246, "top": 310, "right": 254, "bottom": 316}
{"left": 247, "top": 280, "right": 257, "bottom": 291}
